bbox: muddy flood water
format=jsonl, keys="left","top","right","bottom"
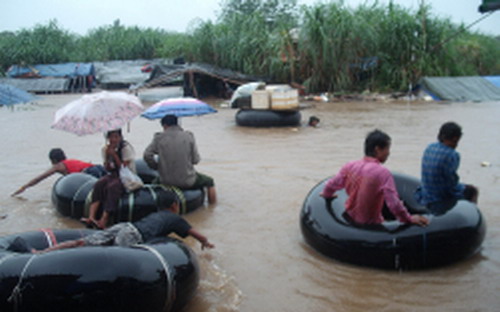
{"left": 1, "top": 90, "right": 499, "bottom": 311}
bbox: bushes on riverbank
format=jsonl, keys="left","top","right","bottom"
{"left": 1, "top": 0, "right": 499, "bottom": 93}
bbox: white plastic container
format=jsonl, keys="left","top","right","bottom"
{"left": 251, "top": 90, "right": 270, "bottom": 109}
{"left": 270, "top": 88, "right": 299, "bottom": 110}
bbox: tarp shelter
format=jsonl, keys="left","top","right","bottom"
{"left": 133, "top": 63, "right": 267, "bottom": 99}
{"left": 0, "top": 78, "right": 69, "bottom": 94}
{"left": 484, "top": 76, "right": 500, "bottom": 88}
{"left": 0, "top": 83, "right": 37, "bottom": 106}
{"left": 420, "top": 76, "right": 500, "bottom": 102}
{"left": 93, "top": 59, "right": 165, "bottom": 89}
{"left": 7, "top": 63, "right": 95, "bottom": 92}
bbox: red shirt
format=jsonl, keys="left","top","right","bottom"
{"left": 322, "top": 157, "right": 412, "bottom": 224}
{"left": 62, "top": 159, "right": 93, "bottom": 173}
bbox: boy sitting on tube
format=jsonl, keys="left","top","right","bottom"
{"left": 320, "top": 129, "right": 429, "bottom": 226}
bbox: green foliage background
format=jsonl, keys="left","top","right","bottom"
{"left": 1, "top": 0, "right": 499, "bottom": 93}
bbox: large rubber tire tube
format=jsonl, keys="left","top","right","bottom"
{"left": 0, "top": 229, "right": 199, "bottom": 312}
{"left": 235, "top": 109, "right": 301, "bottom": 127}
{"left": 300, "top": 172, "right": 486, "bottom": 270}
{"left": 52, "top": 173, "right": 204, "bottom": 221}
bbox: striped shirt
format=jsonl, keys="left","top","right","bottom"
{"left": 415, "top": 142, "right": 465, "bottom": 205}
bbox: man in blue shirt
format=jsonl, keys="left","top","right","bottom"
{"left": 415, "top": 122, "right": 479, "bottom": 213}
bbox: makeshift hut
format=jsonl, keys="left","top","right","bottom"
{"left": 93, "top": 59, "right": 172, "bottom": 90}
{"left": 419, "top": 76, "right": 500, "bottom": 102}
{"left": 7, "top": 63, "right": 95, "bottom": 93}
{"left": 132, "top": 63, "right": 267, "bottom": 99}
{"left": 0, "top": 77, "right": 69, "bottom": 94}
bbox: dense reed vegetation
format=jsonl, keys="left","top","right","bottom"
{"left": 1, "top": 0, "right": 499, "bottom": 93}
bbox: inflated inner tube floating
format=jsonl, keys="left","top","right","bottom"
{"left": 133, "top": 158, "right": 205, "bottom": 215}
{"left": 135, "top": 158, "right": 160, "bottom": 184}
{"left": 235, "top": 109, "right": 301, "bottom": 127}
{"left": 52, "top": 173, "right": 205, "bottom": 221}
{"left": 0, "top": 229, "right": 199, "bottom": 312}
{"left": 300, "top": 172, "right": 486, "bottom": 270}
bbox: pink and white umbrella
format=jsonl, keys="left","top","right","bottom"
{"left": 51, "top": 91, "right": 144, "bottom": 136}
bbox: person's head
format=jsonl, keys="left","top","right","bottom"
{"left": 308, "top": 116, "right": 320, "bottom": 127}
{"left": 49, "top": 148, "right": 66, "bottom": 164}
{"left": 157, "top": 189, "right": 180, "bottom": 214}
{"left": 438, "top": 122, "right": 462, "bottom": 149}
{"left": 161, "top": 114, "right": 178, "bottom": 128}
{"left": 364, "top": 129, "right": 391, "bottom": 163}
{"left": 106, "top": 129, "right": 123, "bottom": 147}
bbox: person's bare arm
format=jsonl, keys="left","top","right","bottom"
{"left": 33, "top": 239, "right": 85, "bottom": 253}
{"left": 187, "top": 228, "right": 214, "bottom": 250}
{"left": 105, "top": 145, "right": 122, "bottom": 170}
{"left": 409, "top": 215, "right": 430, "bottom": 226}
{"left": 12, "top": 163, "right": 65, "bottom": 196}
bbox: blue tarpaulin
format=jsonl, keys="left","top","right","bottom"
{"left": 484, "top": 76, "right": 500, "bottom": 88}
{"left": 7, "top": 63, "right": 95, "bottom": 78}
{"left": 0, "top": 84, "right": 37, "bottom": 106}
{"left": 420, "top": 76, "right": 500, "bottom": 102}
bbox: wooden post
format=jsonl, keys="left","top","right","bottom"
{"left": 189, "top": 71, "right": 199, "bottom": 98}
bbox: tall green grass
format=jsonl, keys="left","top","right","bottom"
{"left": 0, "top": 20, "right": 74, "bottom": 69}
{"left": 74, "top": 20, "right": 165, "bottom": 61}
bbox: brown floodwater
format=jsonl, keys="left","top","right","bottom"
{"left": 1, "top": 90, "right": 499, "bottom": 311}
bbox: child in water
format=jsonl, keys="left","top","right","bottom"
{"left": 12, "top": 148, "right": 106, "bottom": 196}
{"left": 34, "top": 190, "right": 214, "bottom": 252}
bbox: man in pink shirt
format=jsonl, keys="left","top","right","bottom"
{"left": 320, "top": 130, "right": 428, "bottom": 226}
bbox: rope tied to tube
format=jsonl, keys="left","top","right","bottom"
{"left": 7, "top": 254, "right": 37, "bottom": 312}
{"left": 131, "top": 244, "right": 175, "bottom": 312}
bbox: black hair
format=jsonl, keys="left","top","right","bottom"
{"left": 49, "top": 148, "right": 66, "bottom": 163}
{"left": 161, "top": 114, "right": 178, "bottom": 126}
{"left": 106, "top": 129, "right": 122, "bottom": 138}
{"left": 364, "top": 130, "right": 391, "bottom": 157}
{"left": 438, "top": 122, "right": 462, "bottom": 142}
{"left": 157, "top": 189, "right": 179, "bottom": 209}
{"left": 308, "top": 116, "right": 320, "bottom": 125}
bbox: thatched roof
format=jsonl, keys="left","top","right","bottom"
{"left": 131, "top": 62, "right": 267, "bottom": 91}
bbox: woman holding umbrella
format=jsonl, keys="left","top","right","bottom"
{"left": 82, "top": 129, "right": 137, "bottom": 229}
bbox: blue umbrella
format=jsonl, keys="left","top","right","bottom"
{"left": 0, "top": 84, "right": 37, "bottom": 106}
{"left": 141, "top": 97, "right": 217, "bottom": 120}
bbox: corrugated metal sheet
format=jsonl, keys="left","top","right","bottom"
{"left": 0, "top": 78, "right": 70, "bottom": 93}
{"left": 484, "top": 76, "right": 500, "bottom": 88}
{"left": 7, "top": 63, "right": 95, "bottom": 78}
{"left": 420, "top": 76, "right": 500, "bottom": 102}
{"left": 93, "top": 59, "right": 155, "bottom": 89}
